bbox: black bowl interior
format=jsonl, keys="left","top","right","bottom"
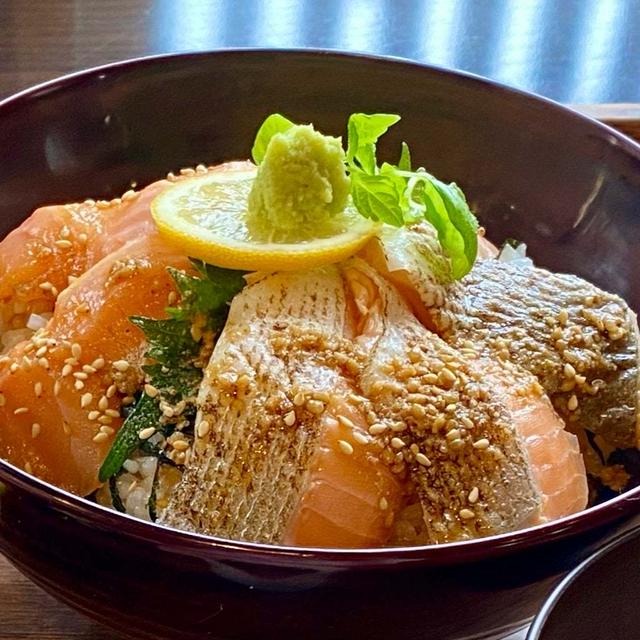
{"left": 528, "top": 528, "right": 640, "bottom": 640}
{"left": 1, "top": 50, "right": 640, "bottom": 308}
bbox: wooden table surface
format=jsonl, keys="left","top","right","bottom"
{"left": 1, "top": 1, "right": 640, "bottom": 638}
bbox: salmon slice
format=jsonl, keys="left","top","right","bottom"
{"left": 162, "top": 267, "right": 405, "bottom": 548}
{"left": 341, "top": 259, "right": 587, "bottom": 542}
{"left": 0, "top": 161, "right": 254, "bottom": 334}
{"left": 0, "top": 234, "right": 192, "bottom": 496}
{"left": 364, "top": 225, "right": 640, "bottom": 451}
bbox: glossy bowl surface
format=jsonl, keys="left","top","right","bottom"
{"left": 527, "top": 526, "right": 640, "bottom": 640}
{"left": 1, "top": 49, "right": 640, "bottom": 639}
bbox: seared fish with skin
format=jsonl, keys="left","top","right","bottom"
{"left": 163, "top": 258, "right": 587, "bottom": 546}
{"left": 365, "top": 225, "right": 640, "bottom": 451}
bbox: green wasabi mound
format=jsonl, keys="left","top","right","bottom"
{"left": 247, "top": 124, "right": 351, "bottom": 238}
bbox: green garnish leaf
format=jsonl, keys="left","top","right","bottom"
{"left": 99, "top": 394, "right": 162, "bottom": 482}
{"left": 346, "top": 113, "right": 401, "bottom": 174}
{"left": 345, "top": 112, "right": 479, "bottom": 280}
{"left": 350, "top": 170, "right": 406, "bottom": 227}
{"left": 129, "top": 317, "right": 198, "bottom": 366}
{"left": 398, "top": 142, "right": 412, "bottom": 171}
{"left": 251, "top": 113, "right": 295, "bottom": 164}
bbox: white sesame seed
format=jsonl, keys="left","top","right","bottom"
{"left": 77, "top": 233, "right": 88, "bottom": 245}
{"left": 379, "top": 497, "right": 388, "bottom": 511}
{"left": 53, "top": 380, "right": 61, "bottom": 396}
{"left": 473, "top": 438, "right": 491, "bottom": 450}
{"left": 368, "top": 423, "right": 387, "bottom": 435}
{"left": 293, "top": 392, "right": 306, "bottom": 406}
{"left": 564, "top": 363, "right": 576, "bottom": 378}
{"left": 38, "top": 357, "right": 49, "bottom": 369}
{"left": 62, "top": 422, "right": 71, "bottom": 435}
{"left": 459, "top": 508, "right": 475, "bottom": 520}
{"left": 82, "top": 364, "right": 97, "bottom": 374}
{"left": 31, "top": 423, "right": 40, "bottom": 438}
{"left": 306, "top": 399, "right": 325, "bottom": 415}
{"left": 80, "top": 392, "right": 93, "bottom": 408}
{"left": 172, "top": 440, "right": 189, "bottom": 452}
{"left": 24, "top": 461, "right": 33, "bottom": 474}
{"left": 283, "top": 411, "right": 296, "bottom": 426}
{"left": 197, "top": 420, "right": 210, "bottom": 438}
{"left": 71, "top": 343, "right": 82, "bottom": 359}
{"left": 122, "top": 396, "right": 135, "bottom": 406}
{"left": 567, "top": 394, "right": 579, "bottom": 411}
{"left": 415, "top": 452, "right": 431, "bottom": 467}
{"left": 99, "top": 426, "right": 115, "bottom": 436}
{"left": 167, "top": 291, "right": 177, "bottom": 305}
{"left": 391, "top": 437, "right": 405, "bottom": 449}
{"left": 353, "top": 432, "right": 368, "bottom": 445}
{"left": 105, "top": 409, "right": 120, "bottom": 418}
{"left": 73, "top": 372, "right": 88, "bottom": 380}
{"left": 74, "top": 380, "right": 85, "bottom": 391}
{"left": 61, "top": 364, "right": 73, "bottom": 377}
{"left": 144, "top": 384, "right": 159, "bottom": 398}
{"left": 338, "top": 440, "right": 354, "bottom": 455}
{"left": 92, "top": 357, "right": 105, "bottom": 370}
{"left": 14, "top": 407, "right": 28, "bottom": 415}
{"left": 106, "top": 384, "right": 117, "bottom": 398}
{"left": 337, "top": 415, "right": 356, "bottom": 429}
{"left": 98, "top": 415, "right": 113, "bottom": 425}
{"left": 122, "top": 459, "right": 139, "bottom": 474}
{"left": 9, "top": 362, "right": 19, "bottom": 373}
{"left": 98, "top": 396, "right": 109, "bottom": 411}
{"left": 35, "top": 346, "right": 47, "bottom": 358}
{"left": 34, "top": 382, "right": 42, "bottom": 397}
{"left": 55, "top": 239, "right": 73, "bottom": 249}
{"left": 88, "top": 411, "right": 100, "bottom": 421}
{"left": 39, "top": 281, "right": 54, "bottom": 291}
{"left": 139, "top": 427, "right": 156, "bottom": 440}
{"left": 468, "top": 487, "right": 480, "bottom": 503}
{"left": 92, "top": 432, "right": 109, "bottom": 444}
{"left": 558, "top": 309, "right": 569, "bottom": 325}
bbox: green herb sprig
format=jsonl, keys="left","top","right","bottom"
{"left": 252, "top": 113, "right": 479, "bottom": 280}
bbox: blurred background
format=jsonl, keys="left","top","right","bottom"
{"left": 1, "top": 0, "right": 639, "bottom": 104}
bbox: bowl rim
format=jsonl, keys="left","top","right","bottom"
{"left": 2, "top": 47, "right": 640, "bottom": 568}
{"left": 526, "top": 524, "right": 640, "bottom": 639}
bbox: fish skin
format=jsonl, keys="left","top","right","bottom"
{"left": 165, "top": 257, "right": 587, "bottom": 546}
{"left": 365, "top": 226, "right": 640, "bottom": 451}
{"left": 437, "top": 260, "right": 640, "bottom": 450}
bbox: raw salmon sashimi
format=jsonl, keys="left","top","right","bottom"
{"left": 0, "top": 235, "right": 193, "bottom": 496}
{"left": 0, "top": 161, "right": 254, "bottom": 336}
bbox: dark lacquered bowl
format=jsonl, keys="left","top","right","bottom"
{"left": 1, "top": 50, "right": 640, "bottom": 640}
{"left": 528, "top": 526, "right": 640, "bottom": 640}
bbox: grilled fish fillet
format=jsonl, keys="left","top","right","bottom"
{"left": 163, "top": 258, "right": 587, "bottom": 546}
{"left": 365, "top": 225, "right": 640, "bottom": 450}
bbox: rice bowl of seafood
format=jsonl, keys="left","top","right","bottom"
{"left": 0, "top": 50, "right": 640, "bottom": 640}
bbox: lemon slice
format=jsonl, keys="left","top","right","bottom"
{"left": 151, "top": 164, "right": 379, "bottom": 272}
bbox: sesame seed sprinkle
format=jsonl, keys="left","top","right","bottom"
{"left": 14, "top": 407, "right": 28, "bottom": 415}
{"left": 105, "top": 409, "right": 120, "bottom": 418}
{"left": 88, "top": 411, "right": 100, "bottom": 421}
{"left": 390, "top": 437, "right": 405, "bottom": 449}
{"left": 80, "top": 392, "right": 93, "bottom": 408}
{"left": 353, "top": 432, "right": 368, "bottom": 445}
{"left": 139, "top": 427, "right": 156, "bottom": 440}
{"left": 337, "top": 440, "right": 354, "bottom": 455}
{"left": 53, "top": 380, "right": 61, "bottom": 396}
{"left": 144, "top": 383, "right": 159, "bottom": 398}
{"left": 93, "top": 432, "right": 109, "bottom": 444}
{"left": 98, "top": 396, "right": 109, "bottom": 411}
{"left": 172, "top": 440, "right": 189, "bottom": 452}
{"left": 337, "top": 414, "right": 356, "bottom": 429}
{"left": 71, "top": 343, "right": 82, "bottom": 359}
{"left": 92, "top": 358, "right": 105, "bottom": 370}
{"left": 379, "top": 497, "right": 388, "bottom": 511}
{"left": 368, "top": 423, "right": 387, "bottom": 435}
{"left": 473, "top": 438, "right": 490, "bottom": 450}
{"left": 74, "top": 380, "right": 85, "bottom": 391}
{"left": 73, "top": 372, "right": 88, "bottom": 380}
{"left": 567, "top": 394, "right": 579, "bottom": 411}
{"left": 31, "top": 423, "right": 40, "bottom": 438}
{"left": 468, "top": 487, "right": 480, "bottom": 503}
{"left": 283, "top": 411, "right": 296, "bottom": 426}
{"left": 34, "top": 382, "right": 42, "bottom": 397}
{"left": 415, "top": 452, "right": 431, "bottom": 467}
{"left": 197, "top": 420, "right": 210, "bottom": 438}
{"left": 106, "top": 384, "right": 117, "bottom": 398}
{"left": 459, "top": 508, "right": 475, "bottom": 520}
